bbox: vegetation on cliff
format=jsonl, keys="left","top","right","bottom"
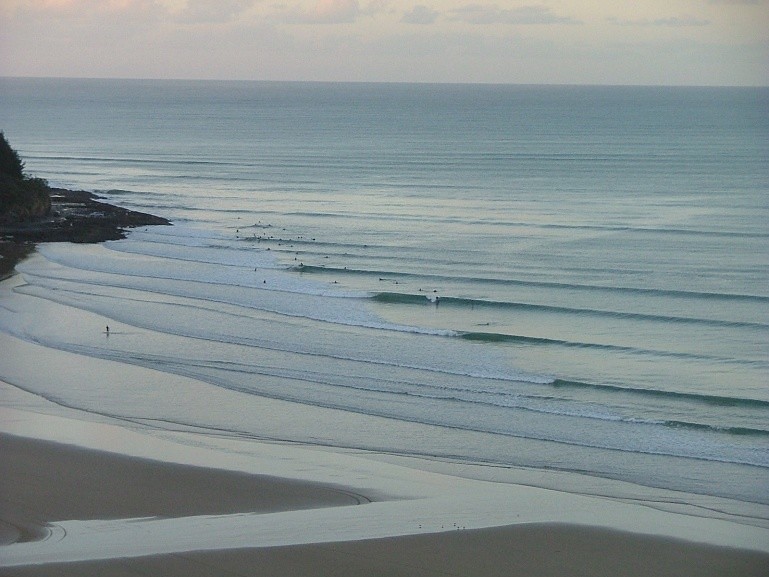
{"left": 0, "top": 135, "right": 172, "bottom": 278}
{"left": 0, "top": 132, "right": 169, "bottom": 261}
{"left": 0, "top": 132, "right": 51, "bottom": 223}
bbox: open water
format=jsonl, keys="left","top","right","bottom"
{"left": 1, "top": 78, "right": 767, "bottom": 507}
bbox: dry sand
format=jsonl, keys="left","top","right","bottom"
{"left": 1, "top": 432, "right": 767, "bottom": 577}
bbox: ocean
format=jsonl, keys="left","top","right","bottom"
{"left": 1, "top": 78, "right": 767, "bottom": 511}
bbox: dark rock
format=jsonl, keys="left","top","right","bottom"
{"left": 0, "top": 188, "right": 170, "bottom": 244}
{"left": 0, "top": 188, "right": 170, "bottom": 279}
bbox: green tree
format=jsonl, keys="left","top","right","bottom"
{"left": 0, "top": 131, "right": 25, "bottom": 179}
{"left": 0, "top": 132, "right": 50, "bottom": 222}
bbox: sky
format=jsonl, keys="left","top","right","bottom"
{"left": 1, "top": 0, "right": 767, "bottom": 85}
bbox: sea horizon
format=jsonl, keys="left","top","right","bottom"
{"left": 4, "top": 74, "right": 769, "bottom": 89}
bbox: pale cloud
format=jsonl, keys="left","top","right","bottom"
{"left": 361, "top": 0, "right": 393, "bottom": 15}
{"left": 0, "top": 0, "right": 766, "bottom": 85}
{"left": 2, "top": 0, "right": 151, "bottom": 10}
{"left": 402, "top": 5, "right": 439, "bottom": 25}
{"left": 2, "top": 0, "right": 168, "bottom": 19}
{"left": 1, "top": 0, "right": 245, "bottom": 23}
{"left": 450, "top": 4, "right": 580, "bottom": 25}
{"left": 609, "top": 15, "right": 711, "bottom": 27}
{"left": 31, "top": 0, "right": 84, "bottom": 10}
{"left": 284, "top": 0, "right": 362, "bottom": 24}
{"left": 708, "top": 0, "right": 760, "bottom": 4}
{"left": 176, "top": 0, "right": 257, "bottom": 23}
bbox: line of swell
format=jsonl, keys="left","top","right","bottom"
{"left": 661, "top": 420, "right": 769, "bottom": 437}
{"left": 275, "top": 210, "right": 769, "bottom": 239}
{"left": 551, "top": 379, "right": 769, "bottom": 409}
{"left": 21, "top": 273, "right": 767, "bottom": 416}
{"left": 13, "top": 282, "right": 550, "bottom": 391}
{"left": 372, "top": 292, "right": 768, "bottom": 329}
{"left": 460, "top": 331, "right": 765, "bottom": 364}
{"left": 10, "top": 285, "right": 767, "bottom": 466}
{"left": 31, "top": 154, "right": 240, "bottom": 167}
{"left": 77, "top": 242, "right": 769, "bottom": 330}
{"left": 82, "top": 181, "right": 769, "bottom": 239}
{"left": 264, "top": 207, "right": 769, "bottom": 238}
{"left": 43, "top": 343, "right": 769, "bottom": 469}
{"left": 161, "top": 358, "right": 769, "bottom": 442}
{"left": 296, "top": 265, "right": 769, "bottom": 303}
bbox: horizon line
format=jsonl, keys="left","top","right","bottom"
{"left": 2, "top": 75, "right": 767, "bottom": 90}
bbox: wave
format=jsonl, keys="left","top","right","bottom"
{"left": 14, "top": 262, "right": 768, "bottom": 419}
{"left": 52, "top": 343, "right": 769, "bottom": 467}
{"left": 23, "top": 260, "right": 766, "bottom": 422}
{"left": 372, "top": 291, "right": 769, "bottom": 329}
{"left": 7, "top": 272, "right": 767, "bottom": 470}
{"left": 550, "top": 379, "right": 769, "bottom": 410}
{"left": 254, "top": 205, "right": 769, "bottom": 238}
{"left": 459, "top": 331, "right": 762, "bottom": 365}
{"left": 389, "top": 378, "right": 769, "bottom": 440}
{"left": 30, "top": 154, "right": 242, "bottom": 168}
{"left": 16, "top": 261, "right": 462, "bottom": 341}
{"left": 225, "top": 355, "right": 769, "bottom": 445}
{"left": 10, "top": 279, "right": 557, "bottom": 403}
{"left": 661, "top": 420, "right": 769, "bottom": 437}
{"left": 373, "top": 291, "right": 435, "bottom": 304}
{"left": 31, "top": 245, "right": 765, "bottom": 368}
{"left": 59, "top": 180, "right": 769, "bottom": 240}
{"left": 296, "top": 265, "right": 769, "bottom": 303}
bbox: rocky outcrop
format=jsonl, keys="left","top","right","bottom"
{"left": 0, "top": 188, "right": 170, "bottom": 244}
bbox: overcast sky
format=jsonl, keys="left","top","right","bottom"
{"left": 1, "top": 0, "right": 767, "bottom": 85}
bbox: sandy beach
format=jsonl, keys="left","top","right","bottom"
{"left": 1, "top": 430, "right": 768, "bottom": 577}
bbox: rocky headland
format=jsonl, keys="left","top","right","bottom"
{"left": 0, "top": 188, "right": 170, "bottom": 279}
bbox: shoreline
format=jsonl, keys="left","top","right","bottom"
{"left": 0, "top": 321, "right": 767, "bottom": 573}
{"left": 1, "top": 202, "right": 768, "bottom": 574}
{"left": 0, "top": 310, "right": 768, "bottom": 573}
{"left": 0, "top": 188, "right": 170, "bottom": 279}
{"left": 1, "top": 425, "right": 768, "bottom": 576}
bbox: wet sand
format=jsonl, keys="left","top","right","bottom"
{"left": 0, "top": 433, "right": 363, "bottom": 545}
{"left": 2, "top": 432, "right": 767, "bottom": 577}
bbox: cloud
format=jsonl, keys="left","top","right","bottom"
{"left": 450, "top": 4, "right": 579, "bottom": 25}
{"left": 176, "top": 0, "right": 256, "bottom": 23}
{"left": 401, "top": 4, "right": 439, "bottom": 24}
{"left": 653, "top": 16, "right": 710, "bottom": 27}
{"left": 3, "top": 0, "right": 171, "bottom": 23}
{"left": 2, "top": 0, "right": 173, "bottom": 33}
{"left": 361, "top": 0, "right": 392, "bottom": 15}
{"left": 708, "top": 0, "right": 760, "bottom": 4}
{"left": 608, "top": 15, "right": 711, "bottom": 27}
{"left": 285, "top": 0, "right": 362, "bottom": 24}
